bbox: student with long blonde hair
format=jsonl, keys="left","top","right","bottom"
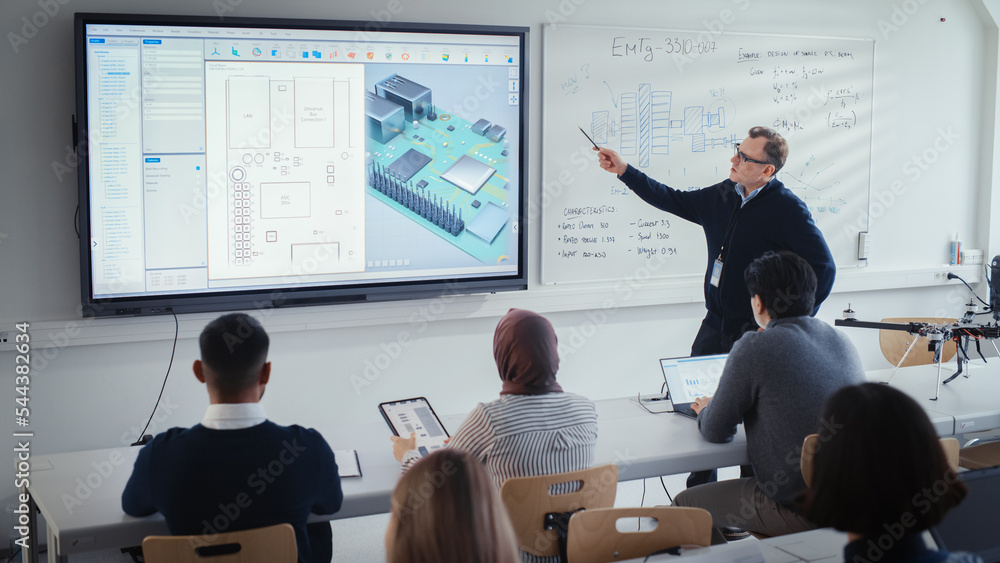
{"left": 385, "top": 449, "right": 519, "bottom": 563}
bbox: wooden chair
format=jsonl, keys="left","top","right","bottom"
{"left": 801, "top": 434, "right": 960, "bottom": 489}
{"left": 142, "top": 523, "right": 297, "bottom": 563}
{"left": 800, "top": 433, "right": 820, "bottom": 489}
{"left": 501, "top": 464, "right": 618, "bottom": 561}
{"left": 566, "top": 507, "right": 711, "bottom": 563}
{"left": 959, "top": 440, "right": 1000, "bottom": 470}
{"left": 940, "top": 437, "right": 960, "bottom": 472}
{"left": 879, "top": 317, "right": 957, "bottom": 368}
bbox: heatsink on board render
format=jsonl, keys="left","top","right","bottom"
{"left": 441, "top": 155, "right": 496, "bottom": 195}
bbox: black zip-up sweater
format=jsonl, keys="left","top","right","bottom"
{"left": 619, "top": 165, "right": 836, "bottom": 344}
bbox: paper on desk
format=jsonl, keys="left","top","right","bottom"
{"left": 335, "top": 449, "right": 362, "bottom": 478}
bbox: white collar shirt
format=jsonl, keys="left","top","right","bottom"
{"left": 201, "top": 403, "right": 267, "bottom": 430}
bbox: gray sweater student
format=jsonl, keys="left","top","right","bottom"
{"left": 674, "top": 251, "right": 865, "bottom": 542}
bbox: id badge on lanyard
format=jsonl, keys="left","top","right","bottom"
{"left": 710, "top": 257, "right": 723, "bottom": 287}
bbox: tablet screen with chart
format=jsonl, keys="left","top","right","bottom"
{"left": 379, "top": 397, "right": 450, "bottom": 455}
{"left": 75, "top": 14, "right": 527, "bottom": 317}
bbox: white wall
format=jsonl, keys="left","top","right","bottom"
{"left": 1, "top": 0, "right": 999, "bottom": 557}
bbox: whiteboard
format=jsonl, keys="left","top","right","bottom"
{"left": 541, "top": 24, "right": 873, "bottom": 284}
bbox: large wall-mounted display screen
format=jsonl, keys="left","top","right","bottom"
{"left": 75, "top": 13, "right": 527, "bottom": 317}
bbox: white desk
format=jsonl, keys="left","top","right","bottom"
{"left": 868, "top": 361, "right": 1000, "bottom": 436}
{"left": 632, "top": 527, "right": 943, "bottom": 562}
{"left": 22, "top": 397, "right": 747, "bottom": 563}
{"left": 669, "top": 528, "right": 848, "bottom": 562}
{"left": 24, "top": 361, "right": 1000, "bottom": 563}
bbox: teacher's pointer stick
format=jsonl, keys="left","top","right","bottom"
{"left": 578, "top": 126, "right": 600, "bottom": 150}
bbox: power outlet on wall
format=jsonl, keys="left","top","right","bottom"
{"left": 0, "top": 331, "right": 15, "bottom": 353}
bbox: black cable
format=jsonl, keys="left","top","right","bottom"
{"left": 659, "top": 476, "right": 673, "bottom": 504}
{"left": 635, "top": 391, "right": 673, "bottom": 415}
{"left": 5, "top": 547, "right": 21, "bottom": 563}
{"left": 132, "top": 311, "right": 178, "bottom": 446}
{"left": 948, "top": 273, "right": 990, "bottom": 308}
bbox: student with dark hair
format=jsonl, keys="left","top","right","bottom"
{"left": 744, "top": 248, "right": 817, "bottom": 318}
{"left": 673, "top": 251, "right": 864, "bottom": 541}
{"left": 385, "top": 449, "right": 520, "bottom": 563}
{"left": 802, "top": 383, "right": 983, "bottom": 563}
{"left": 122, "top": 313, "right": 343, "bottom": 563}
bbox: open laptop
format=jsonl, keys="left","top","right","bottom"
{"left": 930, "top": 464, "right": 1000, "bottom": 562}
{"left": 659, "top": 354, "right": 728, "bottom": 419}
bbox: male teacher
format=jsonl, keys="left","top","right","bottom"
{"left": 596, "top": 126, "right": 835, "bottom": 356}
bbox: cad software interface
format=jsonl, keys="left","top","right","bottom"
{"left": 84, "top": 21, "right": 522, "bottom": 299}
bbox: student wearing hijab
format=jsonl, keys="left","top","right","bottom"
{"left": 391, "top": 308, "right": 598, "bottom": 491}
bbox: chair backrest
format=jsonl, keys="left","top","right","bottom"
{"left": 879, "top": 317, "right": 957, "bottom": 367}
{"left": 940, "top": 437, "right": 960, "bottom": 473}
{"left": 566, "top": 507, "right": 712, "bottom": 563}
{"left": 801, "top": 433, "right": 820, "bottom": 489}
{"left": 500, "top": 464, "right": 618, "bottom": 558}
{"left": 142, "top": 523, "right": 297, "bottom": 563}
{"left": 801, "top": 434, "right": 961, "bottom": 489}
{"left": 958, "top": 440, "right": 1000, "bottom": 470}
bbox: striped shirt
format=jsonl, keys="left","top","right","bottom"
{"left": 401, "top": 393, "right": 598, "bottom": 563}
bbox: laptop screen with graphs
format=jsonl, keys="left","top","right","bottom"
{"left": 660, "top": 354, "right": 728, "bottom": 409}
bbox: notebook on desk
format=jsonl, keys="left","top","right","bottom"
{"left": 659, "top": 354, "right": 728, "bottom": 419}
{"left": 334, "top": 449, "right": 362, "bottom": 478}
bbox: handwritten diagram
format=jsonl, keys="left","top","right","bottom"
{"left": 589, "top": 85, "right": 738, "bottom": 168}
{"left": 783, "top": 155, "right": 846, "bottom": 215}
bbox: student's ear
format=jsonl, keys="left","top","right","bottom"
{"left": 259, "top": 361, "right": 271, "bottom": 386}
{"left": 751, "top": 295, "right": 765, "bottom": 316}
{"left": 193, "top": 360, "right": 207, "bottom": 384}
{"left": 257, "top": 362, "right": 272, "bottom": 402}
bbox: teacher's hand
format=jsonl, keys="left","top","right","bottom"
{"left": 390, "top": 432, "right": 417, "bottom": 463}
{"left": 595, "top": 147, "right": 627, "bottom": 176}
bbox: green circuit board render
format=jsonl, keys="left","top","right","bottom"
{"left": 366, "top": 108, "right": 514, "bottom": 266}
